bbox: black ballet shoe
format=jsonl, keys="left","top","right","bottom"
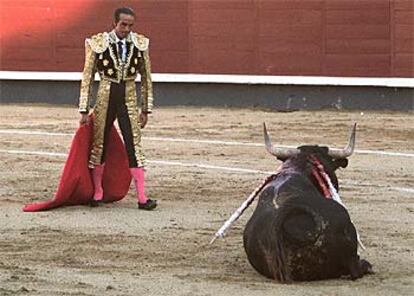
{"left": 138, "top": 199, "right": 157, "bottom": 210}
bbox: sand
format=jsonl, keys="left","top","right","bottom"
{"left": 0, "top": 105, "right": 413, "bottom": 295}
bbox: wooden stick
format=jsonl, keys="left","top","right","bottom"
{"left": 210, "top": 173, "right": 277, "bottom": 245}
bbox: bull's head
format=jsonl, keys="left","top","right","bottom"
{"left": 263, "top": 123, "right": 356, "bottom": 189}
{"left": 263, "top": 123, "right": 356, "bottom": 160}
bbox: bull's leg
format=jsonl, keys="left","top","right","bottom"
{"left": 348, "top": 256, "right": 374, "bottom": 280}
{"left": 341, "top": 222, "right": 374, "bottom": 280}
{"left": 359, "top": 259, "right": 374, "bottom": 276}
{"left": 348, "top": 258, "right": 362, "bottom": 280}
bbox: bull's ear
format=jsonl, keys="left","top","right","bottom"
{"left": 333, "top": 158, "right": 348, "bottom": 169}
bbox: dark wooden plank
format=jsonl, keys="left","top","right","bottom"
{"left": 259, "top": 24, "right": 322, "bottom": 40}
{"left": 258, "top": 51, "right": 322, "bottom": 75}
{"left": 258, "top": 8, "right": 322, "bottom": 24}
{"left": 258, "top": 0, "right": 323, "bottom": 11}
{"left": 326, "top": 0, "right": 389, "bottom": 10}
{"left": 325, "top": 54, "right": 391, "bottom": 76}
{"left": 326, "top": 39, "right": 390, "bottom": 54}
{"left": 191, "top": 49, "right": 256, "bottom": 74}
{"left": 326, "top": 9, "right": 390, "bottom": 25}
{"left": 394, "top": 0, "right": 414, "bottom": 11}
{"left": 394, "top": 39, "right": 414, "bottom": 53}
{"left": 327, "top": 25, "right": 390, "bottom": 39}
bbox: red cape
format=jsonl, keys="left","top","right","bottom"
{"left": 23, "top": 121, "right": 131, "bottom": 212}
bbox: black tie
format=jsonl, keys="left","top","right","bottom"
{"left": 117, "top": 41, "right": 124, "bottom": 62}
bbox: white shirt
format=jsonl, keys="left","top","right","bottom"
{"left": 115, "top": 35, "right": 127, "bottom": 62}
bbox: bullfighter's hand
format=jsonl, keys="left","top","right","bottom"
{"left": 79, "top": 113, "right": 89, "bottom": 126}
{"left": 140, "top": 112, "right": 148, "bottom": 129}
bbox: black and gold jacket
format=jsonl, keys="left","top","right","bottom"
{"left": 78, "top": 31, "right": 153, "bottom": 113}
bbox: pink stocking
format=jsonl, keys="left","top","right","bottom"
{"left": 91, "top": 164, "right": 105, "bottom": 201}
{"left": 130, "top": 167, "right": 149, "bottom": 204}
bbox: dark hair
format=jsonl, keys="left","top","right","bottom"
{"left": 114, "top": 7, "right": 135, "bottom": 23}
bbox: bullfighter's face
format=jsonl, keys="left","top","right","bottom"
{"left": 114, "top": 13, "right": 135, "bottom": 39}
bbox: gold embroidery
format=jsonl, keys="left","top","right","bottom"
{"left": 131, "top": 33, "right": 149, "bottom": 51}
{"left": 87, "top": 32, "right": 109, "bottom": 53}
{"left": 101, "top": 76, "right": 122, "bottom": 83}
{"left": 123, "top": 42, "right": 135, "bottom": 78}
{"left": 92, "top": 32, "right": 149, "bottom": 84}
{"left": 79, "top": 42, "right": 97, "bottom": 113}
{"left": 108, "top": 44, "right": 121, "bottom": 77}
{"left": 125, "top": 81, "right": 145, "bottom": 167}
{"left": 139, "top": 49, "right": 154, "bottom": 113}
{"left": 89, "top": 80, "right": 111, "bottom": 167}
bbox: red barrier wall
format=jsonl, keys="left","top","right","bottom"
{"left": 0, "top": 0, "right": 412, "bottom": 77}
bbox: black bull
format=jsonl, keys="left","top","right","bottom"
{"left": 243, "top": 124, "right": 373, "bottom": 282}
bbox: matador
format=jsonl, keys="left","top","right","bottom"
{"left": 78, "top": 7, "right": 157, "bottom": 210}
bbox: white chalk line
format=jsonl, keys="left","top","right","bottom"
{"left": 0, "top": 148, "right": 412, "bottom": 195}
{"left": 0, "top": 129, "right": 413, "bottom": 158}
{"left": 0, "top": 148, "right": 272, "bottom": 175}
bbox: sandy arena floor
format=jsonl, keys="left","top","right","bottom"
{"left": 0, "top": 104, "right": 413, "bottom": 295}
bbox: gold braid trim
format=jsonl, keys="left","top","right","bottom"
{"left": 87, "top": 32, "right": 110, "bottom": 53}
{"left": 108, "top": 43, "right": 121, "bottom": 77}
{"left": 79, "top": 41, "right": 97, "bottom": 113}
{"left": 125, "top": 81, "right": 146, "bottom": 167}
{"left": 131, "top": 33, "right": 149, "bottom": 51}
{"left": 89, "top": 80, "right": 111, "bottom": 168}
{"left": 132, "top": 33, "right": 153, "bottom": 111}
{"left": 123, "top": 42, "right": 135, "bottom": 79}
{"left": 139, "top": 48, "right": 154, "bottom": 113}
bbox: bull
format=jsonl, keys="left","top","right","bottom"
{"left": 243, "top": 123, "right": 373, "bottom": 282}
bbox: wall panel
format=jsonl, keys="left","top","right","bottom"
{"left": 393, "top": 0, "right": 414, "bottom": 76}
{"left": 0, "top": 0, "right": 412, "bottom": 77}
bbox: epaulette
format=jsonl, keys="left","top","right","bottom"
{"left": 86, "top": 32, "right": 109, "bottom": 53}
{"left": 131, "top": 33, "right": 149, "bottom": 51}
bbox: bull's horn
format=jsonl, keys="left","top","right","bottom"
{"left": 328, "top": 123, "right": 357, "bottom": 159}
{"left": 263, "top": 123, "right": 299, "bottom": 158}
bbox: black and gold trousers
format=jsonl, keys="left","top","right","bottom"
{"left": 89, "top": 79, "right": 145, "bottom": 168}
